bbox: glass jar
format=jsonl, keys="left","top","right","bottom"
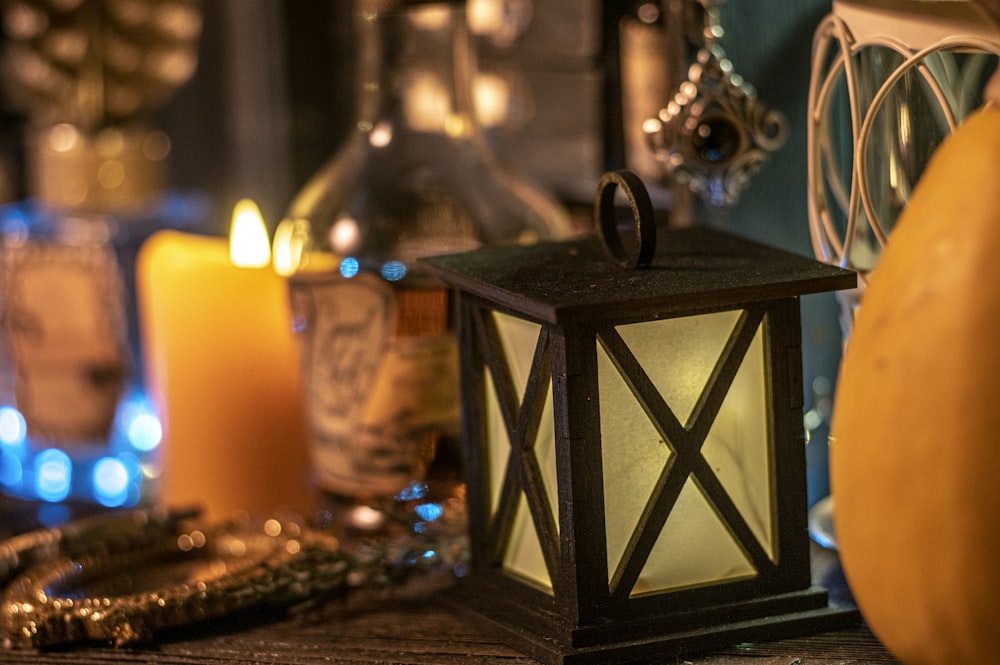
{"left": 274, "top": 0, "right": 571, "bottom": 532}
{"left": 808, "top": 0, "right": 999, "bottom": 324}
{"left": 0, "top": 124, "right": 208, "bottom": 509}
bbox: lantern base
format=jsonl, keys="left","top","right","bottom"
{"left": 456, "top": 585, "right": 860, "bottom": 665}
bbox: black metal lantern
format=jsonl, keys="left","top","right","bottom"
{"left": 422, "top": 172, "right": 858, "bottom": 664}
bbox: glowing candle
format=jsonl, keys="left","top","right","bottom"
{"left": 137, "top": 200, "right": 314, "bottom": 520}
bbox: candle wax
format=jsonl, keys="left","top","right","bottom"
{"left": 137, "top": 230, "right": 314, "bottom": 520}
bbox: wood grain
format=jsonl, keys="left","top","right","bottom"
{"left": 0, "top": 581, "right": 900, "bottom": 665}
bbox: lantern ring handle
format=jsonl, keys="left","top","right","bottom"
{"left": 594, "top": 170, "right": 657, "bottom": 269}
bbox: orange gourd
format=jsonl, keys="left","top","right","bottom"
{"left": 831, "top": 102, "right": 1000, "bottom": 665}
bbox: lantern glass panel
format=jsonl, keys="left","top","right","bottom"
{"left": 599, "top": 340, "right": 671, "bottom": 584}
{"left": 702, "top": 317, "right": 773, "bottom": 558}
{"left": 487, "top": 311, "right": 558, "bottom": 592}
{"left": 599, "top": 309, "right": 774, "bottom": 594}
{"left": 504, "top": 493, "right": 553, "bottom": 590}
{"left": 618, "top": 310, "right": 744, "bottom": 425}
{"left": 641, "top": 477, "right": 757, "bottom": 594}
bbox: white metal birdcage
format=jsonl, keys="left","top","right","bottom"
{"left": 807, "top": 0, "right": 1000, "bottom": 331}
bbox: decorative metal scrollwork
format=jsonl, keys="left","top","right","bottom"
{"left": 645, "top": 0, "right": 787, "bottom": 207}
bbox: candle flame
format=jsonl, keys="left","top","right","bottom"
{"left": 230, "top": 199, "right": 271, "bottom": 268}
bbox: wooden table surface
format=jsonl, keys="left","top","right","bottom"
{"left": 0, "top": 496, "right": 901, "bottom": 665}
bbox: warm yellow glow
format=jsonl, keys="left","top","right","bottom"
{"left": 444, "top": 114, "right": 468, "bottom": 137}
{"left": 405, "top": 72, "right": 450, "bottom": 132}
{"left": 229, "top": 199, "right": 270, "bottom": 268}
{"left": 95, "top": 127, "right": 125, "bottom": 156}
{"left": 600, "top": 311, "right": 772, "bottom": 595}
{"left": 329, "top": 216, "right": 360, "bottom": 254}
{"left": 468, "top": 0, "right": 504, "bottom": 36}
{"left": 97, "top": 160, "right": 126, "bottom": 190}
{"left": 408, "top": 4, "right": 450, "bottom": 30}
{"left": 467, "top": 0, "right": 533, "bottom": 46}
{"left": 369, "top": 121, "right": 393, "bottom": 147}
{"left": 898, "top": 102, "right": 912, "bottom": 145}
{"left": 49, "top": 123, "right": 80, "bottom": 152}
{"left": 273, "top": 217, "right": 339, "bottom": 276}
{"left": 272, "top": 218, "right": 303, "bottom": 276}
{"left": 474, "top": 72, "right": 511, "bottom": 128}
{"left": 490, "top": 311, "right": 558, "bottom": 593}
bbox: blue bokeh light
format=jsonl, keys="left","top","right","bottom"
{"left": 117, "top": 394, "right": 162, "bottom": 453}
{"left": 118, "top": 453, "right": 144, "bottom": 507}
{"left": 0, "top": 406, "right": 26, "bottom": 447}
{"left": 397, "top": 481, "right": 428, "bottom": 502}
{"left": 0, "top": 207, "right": 31, "bottom": 242}
{"left": 93, "top": 457, "right": 130, "bottom": 507}
{"left": 340, "top": 257, "right": 360, "bottom": 278}
{"left": 0, "top": 451, "right": 22, "bottom": 489}
{"left": 35, "top": 449, "right": 72, "bottom": 502}
{"left": 380, "top": 260, "right": 407, "bottom": 281}
{"left": 117, "top": 451, "right": 142, "bottom": 479}
{"left": 127, "top": 412, "right": 162, "bottom": 452}
{"left": 415, "top": 502, "right": 444, "bottom": 522}
{"left": 0, "top": 394, "right": 159, "bottom": 504}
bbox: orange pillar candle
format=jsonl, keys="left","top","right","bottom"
{"left": 137, "top": 200, "right": 314, "bottom": 520}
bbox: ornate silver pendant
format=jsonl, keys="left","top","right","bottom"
{"left": 645, "top": 0, "right": 787, "bottom": 207}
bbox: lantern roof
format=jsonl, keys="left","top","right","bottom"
{"left": 422, "top": 227, "right": 856, "bottom": 324}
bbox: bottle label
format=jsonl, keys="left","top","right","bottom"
{"left": 1, "top": 241, "right": 128, "bottom": 443}
{"left": 289, "top": 272, "right": 460, "bottom": 498}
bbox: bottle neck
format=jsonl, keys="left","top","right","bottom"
{"left": 354, "top": 0, "right": 478, "bottom": 138}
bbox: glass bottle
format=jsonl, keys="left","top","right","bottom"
{"left": 274, "top": 0, "right": 571, "bottom": 533}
